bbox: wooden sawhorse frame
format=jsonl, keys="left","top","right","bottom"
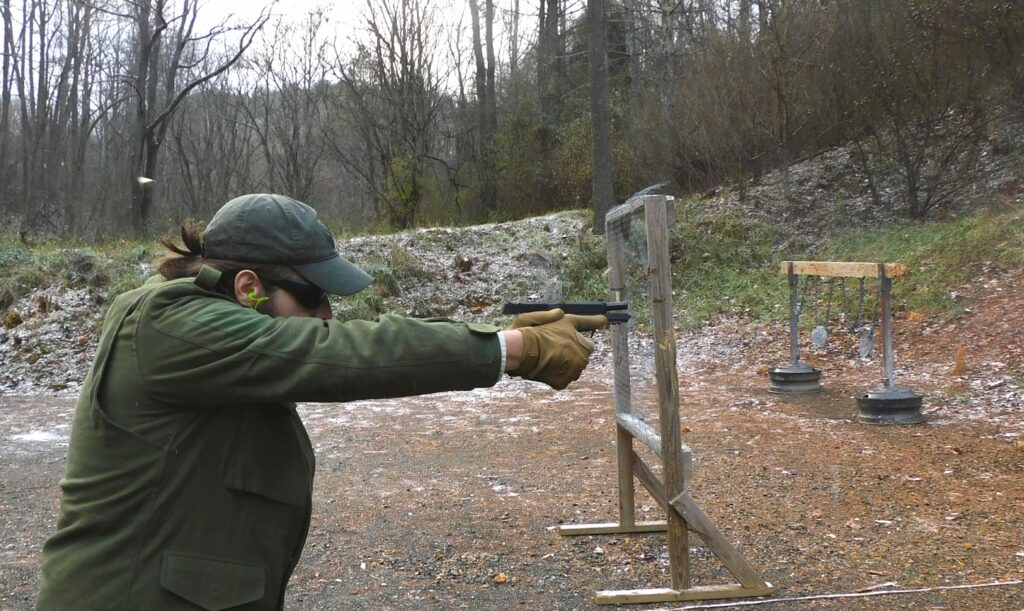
{"left": 558, "top": 195, "right": 773, "bottom": 605}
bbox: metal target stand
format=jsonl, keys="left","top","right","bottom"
{"left": 768, "top": 263, "right": 824, "bottom": 394}
{"left": 558, "top": 195, "right": 773, "bottom": 605}
{"left": 771, "top": 261, "right": 924, "bottom": 424}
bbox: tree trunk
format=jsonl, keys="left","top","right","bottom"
{"left": 659, "top": 0, "right": 676, "bottom": 81}
{"left": 538, "top": 0, "right": 560, "bottom": 125}
{"left": 0, "top": 0, "right": 12, "bottom": 214}
{"left": 536, "top": 0, "right": 561, "bottom": 209}
{"left": 509, "top": 0, "right": 519, "bottom": 94}
{"left": 130, "top": 136, "right": 160, "bottom": 232}
{"left": 468, "top": 0, "right": 496, "bottom": 216}
{"left": 757, "top": 0, "right": 769, "bottom": 34}
{"left": 589, "top": 0, "right": 613, "bottom": 234}
{"left": 484, "top": 0, "right": 496, "bottom": 138}
{"left": 738, "top": 0, "right": 752, "bottom": 44}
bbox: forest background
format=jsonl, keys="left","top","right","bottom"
{"left": 1, "top": 0, "right": 1023, "bottom": 238}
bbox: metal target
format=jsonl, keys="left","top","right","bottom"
{"left": 858, "top": 326, "right": 875, "bottom": 358}
{"left": 811, "top": 325, "right": 828, "bottom": 348}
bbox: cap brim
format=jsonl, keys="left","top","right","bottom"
{"left": 294, "top": 254, "right": 373, "bottom": 296}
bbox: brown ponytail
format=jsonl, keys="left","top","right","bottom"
{"left": 156, "top": 220, "right": 206, "bottom": 280}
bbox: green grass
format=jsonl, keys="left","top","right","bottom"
{"left": 667, "top": 203, "right": 805, "bottom": 330}
{"left": 824, "top": 207, "right": 1024, "bottom": 318}
{"left": 331, "top": 243, "right": 437, "bottom": 322}
{"left": 559, "top": 201, "right": 811, "bottom": 331}
{"left": 331, "top": 289, "right": 387, "bottom": 323}
{"left": 561, "top": 227, "right": 609, "bottom": 302}
{"left": 0, "top": 240, "right": 153, "bottom": 312}
{"left": 562, "top": 200, "right": 1024, "bottom": 331}
{"left": 1010, "top": 365, "right": 1024, "bottom": 387}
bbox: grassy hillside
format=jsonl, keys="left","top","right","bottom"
{"left": 0, "top": 242, "right": 152, "bottom": 314}
{"left": 3, "top": 201, "right": 1023, "bottom": 331}
{"left": 561, "top": 200, "right": 1024, "bottom": 331}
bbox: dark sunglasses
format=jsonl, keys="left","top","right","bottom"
{"left": 267, "top": 277, "right": 328, "bottom": 310}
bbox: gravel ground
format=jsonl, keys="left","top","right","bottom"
{"left": 2, "top": 125, "right": 1023, "bottom": 608}
{"left": 2, "top": 273, "right": 1023, "bottom": 609}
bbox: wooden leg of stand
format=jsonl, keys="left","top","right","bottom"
{"left": 616, "top": 424, "right": 635, "bottom": 527}
{"left": 558, "top": 521, "right": 668, "bottom": 536}
{"left": 671, "top": 491, "right": 770, "bottom": 590}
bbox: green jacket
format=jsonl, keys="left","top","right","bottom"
{"left": 37, "top": 267, "right": 501, "bottom": 610}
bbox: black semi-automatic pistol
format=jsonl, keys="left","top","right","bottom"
{"left": 502, "top": 301, "right": 630, "bottom": 324}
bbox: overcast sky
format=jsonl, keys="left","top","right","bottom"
{"left": 211, "top": 1, "right": 357, "bottom": 23}
{"left": 199, "top": 0, "right": 360, "bottom": 40}
{"left": 199, "top": 0, "right": 469, "bottom": 46}
{"left": 193, "top": 0, "right": 570, "bottom": 93}
{"left": 195, "top": 0, "right": 484, "bottom": 75}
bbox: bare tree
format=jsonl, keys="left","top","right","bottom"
{"left": 846, "top": 0, "right": 989, "bottom": 218}
{"left": 535, "top": 0, "right": 563, "bottom": 208}
{"left": 537, "top": 0, "right": 560, "bottom": 121}
{"left": 125, "top": 0, "right": 268, "bottom": 231}
{"left": 167, "top": 77, "right": 260, "bottom": 219}
{"left": 508, "top": 0, "right": 520, "bottom": 93}
{"left": 243, "top": 10, "right": 333, "bottom": 202}
{"left": 329, "top": 0, "right": 450, "bottom": 229}
{"left": 1, "top": 0, "right": 1021, "bottom": 238}
{"left": 737, "top": 0, "right": 752, "bottom": 45}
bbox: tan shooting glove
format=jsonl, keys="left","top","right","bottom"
{"left": 509, "top": 309, "right": 608, "bottom": 390}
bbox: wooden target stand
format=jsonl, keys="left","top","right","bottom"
{"left": 558, "top": 195, "right": 773, "bottom": 605}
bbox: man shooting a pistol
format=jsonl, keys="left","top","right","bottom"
{"left": 36, "top": 193, "right": 606, "bottom": 610}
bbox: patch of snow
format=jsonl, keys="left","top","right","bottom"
{"left": 10, "top": 430, "right": 68, "bottom": 444}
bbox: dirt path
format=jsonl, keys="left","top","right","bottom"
{"left": 2, "top": 349, "right": 1022, "bottom": 609}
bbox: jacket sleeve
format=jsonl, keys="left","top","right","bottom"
{"left": 134, "top": 283, "right": 503, "bottom": 405}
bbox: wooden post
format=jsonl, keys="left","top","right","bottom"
{"left": 644, "top": 195, "right": 689, "bottom": 589}
{"left": 878, "top": 264, "right": 895, "bottom": 389}
{"left": 607, "top": 211, "right": 636, "bottom": 528}
{"left": 788, "top": 262, "right": 799, "bottom": 365}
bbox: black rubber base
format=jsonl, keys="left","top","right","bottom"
{"left": 768, "top": 363, "right": 823, "bottom": 394}
{"left": 856, "top": 387, "right": 925, "bottom": 425}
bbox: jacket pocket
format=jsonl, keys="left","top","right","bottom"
{"left": 222, "top": 407, "right": 310, "bottom": 506}
{"left": 160, "top": 552, "right": 265, "bottom": 610}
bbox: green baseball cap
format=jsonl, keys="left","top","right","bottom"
{"left": 203, "top": 194, "right": 372, "bottom": 296}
